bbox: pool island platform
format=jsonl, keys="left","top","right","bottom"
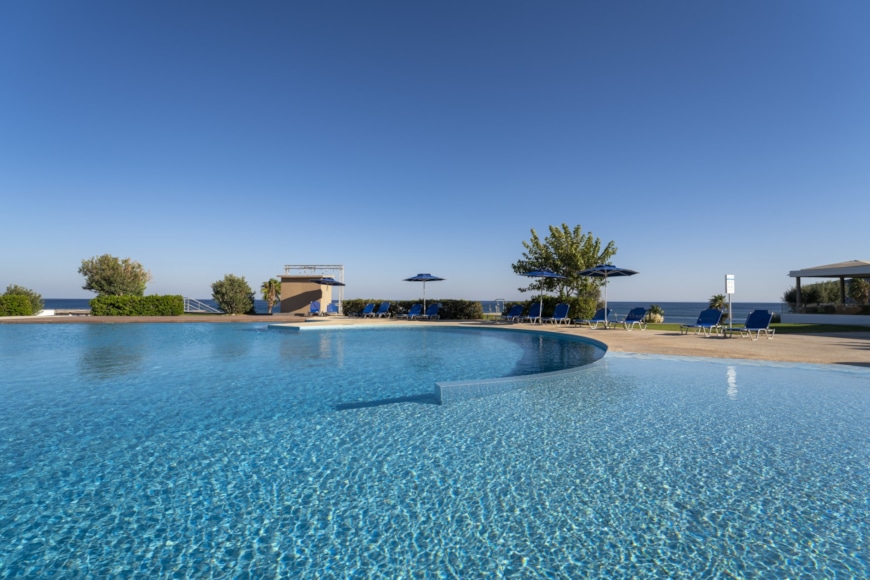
{"left": 3, "top": 313, "right": 869, "bottom": 368}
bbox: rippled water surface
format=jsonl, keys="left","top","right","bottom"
{"left": 0, "top": 324, "right": 867, "bottom": 578}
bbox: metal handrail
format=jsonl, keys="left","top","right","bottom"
{"left": 184, "top": 297, "right": 222, "bottom": 314}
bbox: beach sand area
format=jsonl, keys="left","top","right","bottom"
{"left": 3, "top": 314, "right": 870, "bottom": 368}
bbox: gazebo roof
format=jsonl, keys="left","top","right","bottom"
{"left": 788, "top": 260, "right": 870, "bottom": 278}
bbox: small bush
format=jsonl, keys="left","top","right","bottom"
{"left": 645, "top": 304, "right": 665, "bottom": 323}
{"left": 4, "top": 284, "right": 43, "bottom": 314}
{"left": 0, "top": 295, "right": 33, "bottom": 316}
{"left": 90, "top": 295, "right": 184, "bottom": 316}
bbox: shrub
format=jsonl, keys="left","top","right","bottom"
{"left": 645, "top": 304, "right": 664, "bottom": 323}
{"left": 437, "top": 299, "right": 484, "bottom": 320}
{"left": 212, "top": 274, "right": 255, "bottom": 315}
{"left": 4, "top": 284, "right": 43, "bottom": 314}
{"left": 848, "top": 278, "right": 870, "bottom": 305}
{"left": 784, "top": 281, "right": 849, "bottom": 311}
{"left": 0, "top": 295, "right": 33, "bottom": 316}
{"left": 90, "top": 295, "right": 184, "bottom": 316}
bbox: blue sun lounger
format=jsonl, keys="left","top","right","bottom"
{"left": 359, "top": 303, "right": 376, "bottom": 317}
{"left": 575, "top": 308, "right": 613, "bottom": 329}
{"left": 620, "top": 307, "right": 648, "bottom": 331}
{"left": 418, "top": 303, "right": 440, "bottom": 320}
{"left": 373, "top": 302, "right": 391, "bottom": 318}
{"left": 309, "top": 300, "right": 321, "bottom": 316}
{"left": 725, "top": 309, "right": 775, "bottom": 340}
{"left": 396, "top": 303, "right": 423, "bottom": 320}
{"left": 521, "top": 302, "right": 542, "bottom": 323}
{"left": 680, "top": 308, "right": 723, "bottom": 336}
{"left": 500, "top": 304, "right": 524, "bottom": 323}
{"left": 542, "top": 303, "right": 571, "bottom": 324}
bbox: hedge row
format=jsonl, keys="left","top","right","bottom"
{"left": 90, "top": 295, "right": 184, "bottom": 316}
{"left": 341, "top": 299, "right": 484, "bottom": 320}
{"left": 0, "top": 295, "right": 33, "bottom": 316}
{"left": 340, "top": 297, "right": 601, "bottom": 320}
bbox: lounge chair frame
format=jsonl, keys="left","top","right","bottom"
{"left": 574, "top": 308, "right": 613, "bottom": 329}
{"left": 500, "top": 304, "right": 524, "bottom": 324}
{"left": 374, "top": 302, "right": 391, "bottom": 318}
{"left": 542, "top": 303, "right": 571, "bottom": 324}
{"left": 680, "top": 309, "right": 723, "bottom": 336}
{"left": 418, "top": 303, "right": 440, "bottom": 320}
{"left": 723, "top": 310, "right": 775, "bottom": 341}
{"left": 396, "top": 304, "right": 423, "bottom": 320}
{"left": 521, "top": 303, "right": 542, "bottom": 324}
{"left": 620, "top": 307, "right": 648, "bottom": 331}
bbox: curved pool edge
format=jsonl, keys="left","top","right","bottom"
{"left": 268, "top": 322, "right": 610, "bottom": 404}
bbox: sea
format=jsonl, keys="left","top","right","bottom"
{"left": 43, "top": 299, "right": 784, "bottom": 325}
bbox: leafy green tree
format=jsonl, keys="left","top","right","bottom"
{"left": 511, "top": 223, "right": 616, "bottom": 300}
{"left": 78, "top": 254, "right": 152, "bottom": 296}
{"left": 4, "top": 284, "right": 43, "bottom": 314}
{"left": 260, "top": 278, "right": 281, "bottom": 314}
{"left": 847, "top": 278, "right": 870, "bottom": 305}
{"left": 212, "top": 274, "right": 255, "bottom": 315}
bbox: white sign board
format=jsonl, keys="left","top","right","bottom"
{"left": 725, "top": 274, "right": 735, "bottom": 295}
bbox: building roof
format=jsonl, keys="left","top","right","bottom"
{"left": 788, "top": 260, "right": 870, "bottom": 278}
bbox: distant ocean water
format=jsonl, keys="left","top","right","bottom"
{"left": 46, "top": 299, "right": 784, "bottom": 324}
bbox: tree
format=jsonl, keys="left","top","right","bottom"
{"left": 708, "top": 293, "right": 729, "bottom": 323}
{"left": 212, "top": 274, "right": 255, "bottom": 315}
{"left": 848, "top": 278, "right": 870, "bottom": 305}
{"left": 511, "top": 223, "right": 617, "bottom": 303}
{"left": 260, "top": 278, "right": 281, "bottom": 314}
{"left": 78, "top": 254, "right": 152, "bottom": 296}
{"left": 4, "top": 284, "right": 43, "bottom": 314}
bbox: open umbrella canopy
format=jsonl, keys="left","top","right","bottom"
{"left": 309, "top": 277, "right": 346, "bottom": 314}
{"left": 521, "top": 270, "right": 566, "bottom": 324}
{"left": 577, "top": 264, "right": 638, "bottom": 326}
{"left": 308, "top": 277, "right": 345, "bottom": 286}
{"left": 403, "top": 273, "right": 444, "bottom": 312}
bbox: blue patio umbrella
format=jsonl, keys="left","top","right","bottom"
{"left": 403, "top": 273, "right": 444, "bottom": 313}
{"left": 522, "top": 270, "right": 567, "bottom": 324}
{"left": 577, "top": 264, "right": 638, "bottom": 326}
{"left": 310, "top": 277, "right": 346, "bottom": 314}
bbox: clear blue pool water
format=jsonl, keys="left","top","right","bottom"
{"left": 0, "top": 324, "right": 867, "bottom": 578}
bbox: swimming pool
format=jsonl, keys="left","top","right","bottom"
{"left": 0, "top": 324, "right": 867, "bottom": 577}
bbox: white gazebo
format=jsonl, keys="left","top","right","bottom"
{"left": 789, "top": 260, "right": 870, "bottom": 307}
{"left": 784, "top": 260, "right": 870, "bottom": 326}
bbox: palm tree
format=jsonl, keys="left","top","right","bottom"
{"left": 260, "top": 278, "right": 281, "bottom": 314}
{"left": 708, "top": 293, "right": 729, "bottom": 323}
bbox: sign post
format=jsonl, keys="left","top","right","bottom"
{"left": 725, "top": 274, "right": 735, "bottom": 329}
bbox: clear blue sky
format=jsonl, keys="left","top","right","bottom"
{"left": 2, "top": 1, "right": 867, "bottom": 302}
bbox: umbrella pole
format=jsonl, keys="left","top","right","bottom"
{"left": 423, "top": 281, "right": 426, "bottom": 313}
